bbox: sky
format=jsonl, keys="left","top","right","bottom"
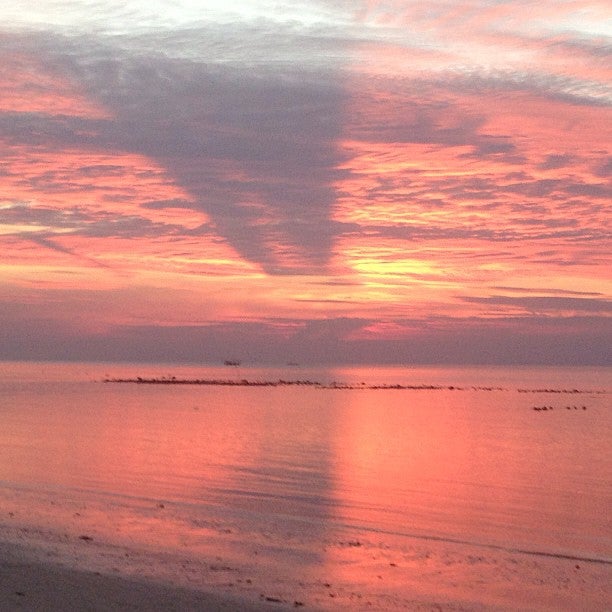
{"left": 0, "top": 0, "right": 610, "bottom": 365}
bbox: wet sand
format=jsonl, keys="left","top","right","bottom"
{"left": 1, "top": 513, "right": 610, "bottom": 611}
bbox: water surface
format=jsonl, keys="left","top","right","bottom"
{"left": 0, "top": 361, "right": 610, "bottom": 607}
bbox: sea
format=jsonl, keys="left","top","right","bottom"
{"left": 0, "top": 361, "right": 610, "bottom": 608}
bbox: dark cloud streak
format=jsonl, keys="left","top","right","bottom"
{"left": 1, "top": 26, "right": 351, "bottom": 273}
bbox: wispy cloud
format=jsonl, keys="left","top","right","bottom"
{"left": 461, "top": 295, "right": 612, "bottom": 314}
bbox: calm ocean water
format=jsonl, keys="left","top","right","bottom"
{"left": 1, "top": 361, "right": 610, "bottom": 589}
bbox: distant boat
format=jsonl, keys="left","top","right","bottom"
{"left": 224, "top": 360, "right": 241, "bottom": 366}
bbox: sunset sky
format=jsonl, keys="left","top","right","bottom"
{"left": 1, "top": 0, "right": 610, "bottom": 365}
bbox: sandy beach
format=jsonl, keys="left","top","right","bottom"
{"left": 1, "top": 506, "right": 610, "bottom": 611}
{"left": 0, "top": 543, "right": 276, "bottom": 612}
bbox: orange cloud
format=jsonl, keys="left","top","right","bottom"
{"left": 0, "top": 52, "right": 109, "bottom": 118}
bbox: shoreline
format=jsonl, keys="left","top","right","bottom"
{"left": 1, "top": 506, "right": 610, "bottom": 612}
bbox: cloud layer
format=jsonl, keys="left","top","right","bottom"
{"left": 0, "top": 0, "right": 610, "bottom": 364}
